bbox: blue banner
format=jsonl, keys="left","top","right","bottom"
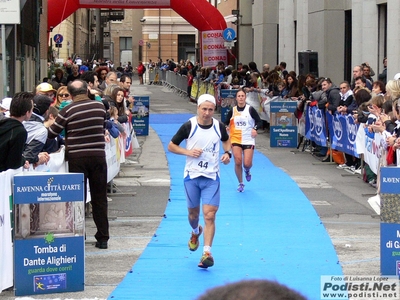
{"left": 305, "top": 106, "right": 327, "bottom": 147}
{"left": 270, "top": 101, "right": 298, "bottom": 147}
{"left": 13, "top": 173, "right": 84, "bottom": 204}
{"left": 13, "top": 173, "right": 85, "bottom": 296}
{"left": 326, "top": 113, "right": 359, "bottom": 157}
{"left": 131, "top": 96, "right": 150, "bottom": 136}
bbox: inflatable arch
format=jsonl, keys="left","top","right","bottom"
{"left": 48, "top": 0, "right": 228, "bottom": 66}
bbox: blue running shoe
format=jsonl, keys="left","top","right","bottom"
{"left": 245, "top": 170, "right": 251, "bottom": 182}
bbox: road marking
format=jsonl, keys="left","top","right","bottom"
{"left": 291, "top": 176, "right": 332, "bottom": 188}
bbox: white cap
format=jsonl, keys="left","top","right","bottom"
{"left": 0, "top": 97, "right": 12, "bottom": 110}
{"left": 394, "top": 73, "right": 400, "bottom": 80}
{"left": 197, "top": 94, "right": 216, "bottom": 106}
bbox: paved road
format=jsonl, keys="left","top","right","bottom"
{"left": 1, "top": 81, "right": 379, "bottom": 299}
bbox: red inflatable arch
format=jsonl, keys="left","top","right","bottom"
{"left": 48, "top": 0, "right": 227, "bottom": 32}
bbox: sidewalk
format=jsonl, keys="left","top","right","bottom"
{"left": 1, "top": 80, "right": 380, "bottom": 299}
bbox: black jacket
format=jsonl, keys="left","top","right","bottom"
{"left": 0, "top": 118, "right": 27, "bottom": 171}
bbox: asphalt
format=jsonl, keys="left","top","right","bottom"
{"left": 0, "top": 79, "right": 380, "bottom": 300}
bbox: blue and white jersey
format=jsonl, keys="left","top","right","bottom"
{"left": 184, "top": 117, "right": 222, "bottom": 180}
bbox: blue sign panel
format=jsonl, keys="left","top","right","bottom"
{"left": 131, "top": 96, "right": 149, "bottom": 136}
{"left": 13, "top": 173, "right": 85, "bottom": 296}
{"left": 380, "top": 223, "right": 400, "bottom": 276}
{"left": 380, "top": 167, "right": 400, "bottom": 276}
{"left": 223, "top": 28, "right": 236, "bottom": 42}
{"left": 270, "top": 101, "right": 298, "bottom": 147}
{"left": 380, "top": 167, "right": 400, "bottom": 194}
{"left": 220, "top": 89, "right": 237, "bottom": 123}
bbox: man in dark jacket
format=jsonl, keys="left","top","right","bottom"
{"left": 0, "top": 92, "right": 34, "bottom": 172}
{"left": 321, "top": 78, "right": 341, "bottom": 114}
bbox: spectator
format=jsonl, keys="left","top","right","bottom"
{"left": 96, "top": 66, "right": 109, "bottom": 86}
{"left": 336, "top": 81, "right": 356, "bottom": 115}
{"left": 351, "top": 65, "right": 372, "bottom": 90}
{"left": 284, "top": 73, "right": 299, "bottom": 99}
{"left": 385, "top": 79, "right": 400, "bottom": 101}
{"left": 262, "top": 63, "right": 270, "bottom": 73}
{"left": 279, "top": 61, "right": 288, "bottom": 79}
{"left": 0, "top": 92, "right": 34, "bottom": 172}
{"left": 108, "top": 86, "right": 129, "bottom": 125}
{"left": 23, "top": 94, "right": 51, "bottom": 167}
{"left": 74, "top": 55, "right": 82, "bottom": 67}
{"left": 48, "top": 79, "right": 110, "bottom": 249}
{"left": 197, "top": 279, "right": 307, "bottom": 300}
{"left": 322, "top": 78, "right": 341, "bottom": 114}
{"left": 362, "top": 64, "right": 374, "bottom": 82}
{"left": 43, "top": 106, "right": 64, "bottom": 153}
{"left": 353, "top": 76, "right": 371, "bottom": 94}
{"left": 187, "top": 70, "right": 194, "bottom": 100}
{"left": 79, "top": 62, "right": 89, "bottom": 74}
{"left": 0, "top": 97, "right": 12, "bottom": 120}
{"left": 108, "top": 106, "right": 126, "bottom": 138}
{"left": 52, "top": 68, "right": 67, "bottom": 86}
{"left": 136, "top": 61, "right": 145, "bottom": 85}
{"left": 81, "top": 71, "right": 102, "bottom": 100}
{"left": 54, "top": 86, "right": 72, "bottom": 110}
{"left": 99, "top": 71, "right": 117, "bottom": 91}
{"left": 66, "top": 64, "right": 81, "bottom": 84}
{"left": 378, "top": 57, "right": 387, "bottom": 84}
{"left": 371, "top": 80, "right": 386, "bottom": 96}
{"left": 119, "top": 74, "right": 134, "bottom": 109}
{"left": 123, "top": 62, "right": 133, "bottom": 76}
{"left": 36, "top": 82, "right": 56, "bottom": 103}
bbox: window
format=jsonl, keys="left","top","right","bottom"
{"left": 120, "top": 37, "right": 132, "bottom": 50}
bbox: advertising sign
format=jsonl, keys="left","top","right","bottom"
{"left": 326, "top": 113, "right": 359, "bottom": 157}
{"left": 270, "top": 101, "right": 298, "bottom": 147}
{"left": 131, "top": 96, "right": 149, "bottom": 136}
{"left": 305, "top": 106, "right": 327, "bottom": 147}
{"left": 201, "top": 30, "right": 227, "bottom": 68}
{"left": 13, "top": 173, "right": 85, "bottom": 296}
{"left": 380, "top": 167, "right": 400, "bottom": 276}
{"left": 220, "top": 89, "right": 237, "bottom": 123}
{"left": 0, "top": 0, "right": 20, "bottom": 24}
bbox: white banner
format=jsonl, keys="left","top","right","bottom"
{"left": 0, "top": 168, "right": 20, "bottom": 291}
{"left": 201, "top": 30, "right": 227, "bottom": 68}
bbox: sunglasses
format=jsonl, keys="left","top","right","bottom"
{"left": 59, "top": 93, "right": 70, "bottom": 97}
{"left": 101, "top": 72, "right": 107, "bottom": 75}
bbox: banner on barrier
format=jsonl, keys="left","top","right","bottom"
{"left": 326, "top": 113, "right": 359, "bottom": 157}
{"left": 131, "top": 96, "right": 149, "bottom": 136}
{"left": 305, "top": 106, "right": 327, "bottom": 147}
{"left": 270, "top": 101, "right": 298, "bottom": 147}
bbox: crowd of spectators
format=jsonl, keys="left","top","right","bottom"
{"left": 153, "top": 56, "right": 394, "bottom": 190}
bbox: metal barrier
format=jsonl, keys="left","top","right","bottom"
{"left": 149, "top": 69, "right": 219, "bottom": 103}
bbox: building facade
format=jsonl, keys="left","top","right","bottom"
{"left": 1, "top": 0, "right": 399, "bottom": 98}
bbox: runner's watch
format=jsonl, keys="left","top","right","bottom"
{"left": 224, "top": 151, "right": 232, "bottom": 158}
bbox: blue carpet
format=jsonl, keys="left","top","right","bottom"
{"left": 108, "top": 113, "right": 343, "bottom": 300}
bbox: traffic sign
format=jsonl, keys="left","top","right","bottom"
{"left": 139, "top": 39, "right": 144, "bottom": 46}
{"left": 223, "top": 28, "right": 236, "bottom": 42}
{"left": 53, "top": 34, "right": 63, "bottom": 44}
